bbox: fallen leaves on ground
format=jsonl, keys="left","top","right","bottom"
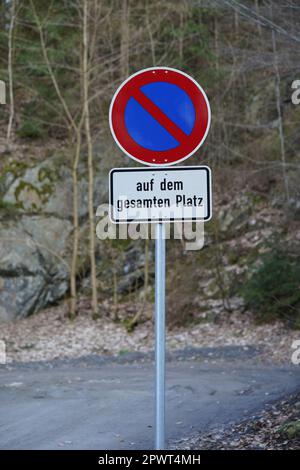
{"left": 1, "top": 298, "right": 299, "bottom": 364}
{"left": 171, "top": 393, "right": 300, "bottom": 450}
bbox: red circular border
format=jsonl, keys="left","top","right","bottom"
{"left": 110, "top": 68, "right": 210, "bottom": 166}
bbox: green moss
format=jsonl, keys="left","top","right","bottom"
{"left": 14, "top": 181, "right": 42, "bottom": 210}
{"left": 39, "top": 183, "right": 53, "bottom": 202}
{"left": 118, "top": 349, "right": 131, "bottom": 356}
{"left": 0, "top": 199, "right": 19, "bottom": 215}
{"left": 110, "top": 237, "right": 132, "bottom": 251}
{"left": 3, "top": 161, "right": 28, "bottom": 178}
{"left": 13, "top": 167, "right": 56, "bottom": 210}
{"left": 38, "top": 166, "right": 58, "bottom": 183}
{"left": 122, "top": 317, "right": 139, "bottom": 333}
{"left": 244, "top": 191, "right": 267, "bottom": 205}
{"left": 279, "top": 420, "right": 300, "bottom": 439}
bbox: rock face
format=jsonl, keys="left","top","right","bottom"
{"left": 0, "top": 154, "right": 108, "bottom": 322}
{"left": 0, "top": 216, "right": 72, "bottom": 321}
{"left": 1, "top": 155, "right": 108, "bottom": 219}
{"left": 0, "top": 151, "right": 287, "bottom": 324}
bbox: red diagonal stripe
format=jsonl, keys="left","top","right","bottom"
{"left": 131, "top": 88, "right": 188, "bottom": 144}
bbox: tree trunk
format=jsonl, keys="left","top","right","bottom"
{"left": 120, "top": 0, "right": 129, "bottom": 79}
{"left": 7, "top": 0, "right": 16, "bottom": 141}
{"left": 70, "top": 129, "right": 82, "bottom": 319}
{"left": 83, "top": 0, "right": 98, "bottom": 318}
{"left": 145, "top": 2, "right": 155, "bottom": 66}
{"left": 254, "top": 0, "right": 263, "bottom": 37}
{"left": 271, "top": 15, "right": 290, "bottom": 202}
{"left": 30, "top": 0, "right": 83, "bottom": 318}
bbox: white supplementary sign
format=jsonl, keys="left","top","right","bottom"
{"left": 109, "top": 166, "right": 212, "bottom": 223}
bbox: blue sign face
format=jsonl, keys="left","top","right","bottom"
{"left": 110, "top": 67, "right": 211, "bottom": 166}
{"left": 124, "top": 82, "right": 196, "bottom": 151}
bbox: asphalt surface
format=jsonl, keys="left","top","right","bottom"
{"left": 0, "top": 346, "right": 299, "bottom": 450}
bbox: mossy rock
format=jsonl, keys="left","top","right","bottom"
{"left": 0, "top": 199, "right": 20, "bottom": 216}
{"left": 1, "top": 157, "right": 60, "bottom": 213}
{"left": 279, "top": 420, "right": 300, "bottom": 439}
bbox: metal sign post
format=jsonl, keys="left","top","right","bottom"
{"left": 109, "top": 166, "right": 212, "bottom": 449}
{"left": 155, "top": 222, "right": 166, "bottom": 450}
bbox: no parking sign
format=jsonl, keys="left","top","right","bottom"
{"left": 109, "top": 67, "right": 211, "bottom": 166}
{"left": 108, "top": 67, "right": 212, "bottom": 450}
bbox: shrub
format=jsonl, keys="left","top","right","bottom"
{"left": 241, "top": 246, "right": 300, "bottom": 327}
{"left": 17, "top": 118, "right": 43, "bottom": 139}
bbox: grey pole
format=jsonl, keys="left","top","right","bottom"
{"left": 155, "top": 222, "right": 166, "bottom": 450}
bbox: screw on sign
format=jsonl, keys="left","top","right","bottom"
{"left": 109, "top": 67, "right": 211, "bottom": 166}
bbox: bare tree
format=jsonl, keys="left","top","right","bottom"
{"left": 83, "top": 0, "right": 98, "bottom": 318}
{"left": 70, "top": 121, "right": 84, "bottom": 319}
{"left": 270, "top": 6, "right": 290, "bottom": 202}
{"left": 145, "top": 1, "right": 156, "bottom": 65}
{"left": 254, "top": 0, "right": 262, "bottom": 38}
{"left": 120, "top": 0, "right": 130, "bottom": 79}
{"left": 30, "top": 0, "right": 84, "bottom": 318}
{"left": 7, "top": 0, "right": 16, "bottom": 142}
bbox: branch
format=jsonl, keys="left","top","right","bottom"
{"left": 29, "top": 0, "right": 78, "bottom": 133}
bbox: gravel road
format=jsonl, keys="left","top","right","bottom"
{"left": 0, "top": 346, "right": 299, "bottom": 450}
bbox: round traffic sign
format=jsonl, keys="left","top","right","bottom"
{"left": 109, "top": 67, "right": 211, "bottom": 166}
